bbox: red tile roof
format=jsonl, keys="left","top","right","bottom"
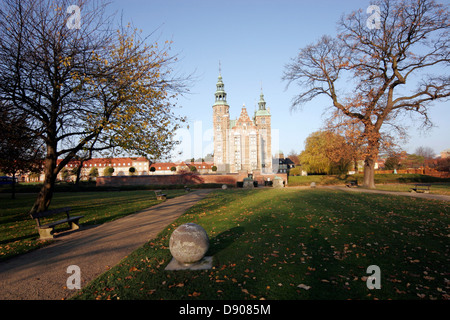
{"left": 58, "top": 157, "right": 149, "bottom": 168}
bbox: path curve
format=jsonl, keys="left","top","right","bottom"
{"left": 0, "top": 189, "right": 213, "bottom": 300}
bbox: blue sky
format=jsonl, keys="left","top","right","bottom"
{"left": 107, "top": 0, "right": 449, "bottom": 161}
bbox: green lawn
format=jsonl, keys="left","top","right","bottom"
{"left": 0, "top": 190, "right": 186, "bottom": 261}
{"left": 72, "top": 188, "right": 449, "bottom": 300}
{"left": 288, "top": 173, "right": 450, "bottom": 186}
{"left": 374, "top": 183, "right": 450, "bottom": 196}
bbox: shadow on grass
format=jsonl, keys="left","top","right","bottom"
{"left": 207, "top": 226, "right": 245, "bottom": 257}
{"left": 304, "top": 228, "right": 343, "bottom": 299}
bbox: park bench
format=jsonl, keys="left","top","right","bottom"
{"left": 410, "top": 183, "right": 431, "bottom": 193}
{"left": 154, "top": 190, "right": 167, "bottom": 200}
{"left": 346, "top": 180, "right": 358, "bottom": 188}
{"left": 30, "top": 207, "right": 84, "bottom": 240}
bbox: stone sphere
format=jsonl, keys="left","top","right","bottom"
{"left": 169, "top": 223, "right": 209, "bottom": 264}
{"left": 222, "top": 184, "right": 227, "bottom": 190}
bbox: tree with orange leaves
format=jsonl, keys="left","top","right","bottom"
{"left": 299, "top": 130, "right": 354, "bottom": 175}
{"left": 283, "top": 0, "right": 449, "bottom": 188}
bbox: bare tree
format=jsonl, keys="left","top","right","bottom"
{"left": 287, "top": 150, "right": 301, "bottom": 166}
{"left": 415, "top": 146, "right": 436, "bottom": 159}
{"left": 283, "top": 0, "right": 449, "bottom": 188}
{"left": 0, "top": 0, "right": 188, "bottom": 213}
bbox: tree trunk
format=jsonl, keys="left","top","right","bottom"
{"left": 363, "top": 156, "right": 376, "bottom": 189}
{"left": 75, "top": 164, "right": 82, "bottom": 185}
{"left": 29, "top": 147, "right": 57, "bottom": 214}
{"left": 362, "top": 125, "right": 380, "bottom": 189}
{"left": 11, "top": 172, "right": 16, "bottom": 200}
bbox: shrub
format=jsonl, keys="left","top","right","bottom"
{"left": 104, "top": 167, "right": 114, "bottom": 176}
{"left": 89, "top": 167, "right": 99, "bottom": 178}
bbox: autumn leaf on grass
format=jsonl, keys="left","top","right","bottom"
{"left": 297, "top": 284, "right": 311, "bottom": 290}
{"left": 189, "top": 292, "right": 201, "bottom": 297}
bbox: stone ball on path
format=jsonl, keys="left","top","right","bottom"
{"left": 169, "top": 223, "right": 209, "bottom": 264}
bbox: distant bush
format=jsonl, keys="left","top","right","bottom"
{"left": 288, "top": 167, "right": 302, "bottom": 176}
{"left": 104, "top": 167, "right": 114, "bottom": 176}
{"left": 89, "top": 167, "right": 99, "bottom": 178}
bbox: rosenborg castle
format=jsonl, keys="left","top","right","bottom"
{"left": 212, "top": 71, "right": 272, "bottom": 173}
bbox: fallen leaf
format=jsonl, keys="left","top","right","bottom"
{"left": 297, "top": 284, "right": 311, "bottom": 290}
{"left": 189, "top": 292, "right": 201, "bottom": 297}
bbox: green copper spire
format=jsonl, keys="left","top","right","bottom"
{"left": 258, "top": 90, "right": 266, "bottom": 110}
{"left": 214, "top": 62, "right": 227, "bottom": 106}
{"left": 255, "top": 87, "right": 270, "bottom": 116}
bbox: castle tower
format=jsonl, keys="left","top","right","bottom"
{"left": 254, "top": 89, "right": 272, "bottom": 172}
{"left": 212, "top": 69, "right": 230, "bottom": 172}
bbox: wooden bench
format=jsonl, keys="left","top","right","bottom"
{"left": 154, "top": 190, "right": 167, "bottom": 200}
{"left": 410, "top": 183, "right": 431, "bottom": 193}
{"left": 346, "top": 180, "right": 358, "bottom": 188}
{"left": 30, "top": 207, "right": 84, "bottom": 240}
